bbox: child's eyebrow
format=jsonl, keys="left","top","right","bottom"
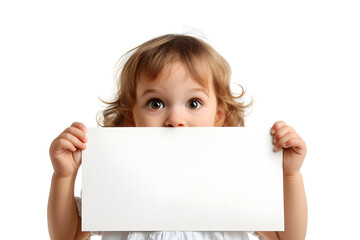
{"left": 189, "top": 87, "right": 209, "bottom": 96}
{"left": 140, "top": 89, "right": 163, "bottom": 98}
{"left": 140, "top": 88, "right": 209, "bottom": 98}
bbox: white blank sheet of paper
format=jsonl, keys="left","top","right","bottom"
{"left": 82, "top": 127, "right": 283, "bottom": 231}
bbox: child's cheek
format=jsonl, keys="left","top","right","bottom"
{"left": 139, "top": 113, "right": 164, "bottom": 127}
{"left": 190, "top": 113, "right": 217, "bottom": 127}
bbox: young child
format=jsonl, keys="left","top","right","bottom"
{"left": 48, "top": 34, "right": 307, "bottom": 240}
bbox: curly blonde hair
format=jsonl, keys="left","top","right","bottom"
{"left": 96, "top": 34, "right": 252, "bottom": 127}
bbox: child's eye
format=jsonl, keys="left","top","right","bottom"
{"left": 186, "top": 98, "right": 203, "bottom": 110}
{"left": 147, "top": 98, "right": 164, "bottom": 110}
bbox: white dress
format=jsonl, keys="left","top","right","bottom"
{"left": 75, "top": 197, "right": 263, "bottom": 240}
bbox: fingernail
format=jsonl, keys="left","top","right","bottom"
{"left": 271, "top": 129, "right": 275, "bottom": 134}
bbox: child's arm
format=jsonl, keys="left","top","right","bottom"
{"left": 47, "top": 122, "right": 90, "bottom": 240}
{"left": 257, "top": 121, "right": 308, "bottom": 240}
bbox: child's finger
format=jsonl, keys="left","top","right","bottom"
{"left": 284, "top": 137, "right": 306, "bottom": 155}
{"left": 63, "top": 126, "right": 88, "bottom": 143}
{"left": 71, "top": 122, "right": 88, "bottom": 134}
{"left": 271, "top": 120, "right": 286, "bottom": 135}
{"left": 272, "top": 125, "right": 295, "bottom": 144}
{"left": 283, "top": 137, "right": 307, "bottom": 156}
{"left": 56, "top": 138, "right": 77, "bottom": 152}
{"left": 58, "top": 132, "right": 87, "bottom": 151}
{"left": 274, "top": 131, "right": 298, "bottom": 151}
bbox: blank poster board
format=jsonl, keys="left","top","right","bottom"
{"left": 82, "top": 127, "right": 284, "bottom": 231}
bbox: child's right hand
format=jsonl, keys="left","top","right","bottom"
{"left": 49, "top": 122, "right": 88, "bottom": 179}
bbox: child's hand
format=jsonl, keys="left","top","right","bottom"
{"left": 271, "top": 121, "right": 307, "bottom": 177}
{"left": 49, "top": 122, "right": 88, "bottom": 179}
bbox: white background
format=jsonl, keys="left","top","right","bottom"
{"left": 0, "top": 0, "right": 359, "bottom": 239}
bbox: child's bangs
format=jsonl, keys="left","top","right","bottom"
{"left": 133, "top": 34, "right": 215, "bottom": 90}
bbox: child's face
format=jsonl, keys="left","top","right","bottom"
{"left": 132, "top": 61, "right": 223, "bottom": 127}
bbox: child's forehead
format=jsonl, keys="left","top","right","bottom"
{"left": 136, "top": 62, "right": 213, "bottom": 97}
{"left": 139, "top": 59, "right": 212, "bottom": 86}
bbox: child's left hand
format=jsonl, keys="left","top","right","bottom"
{"left": 271, "top": 121, "right": 307, "bottom": 177}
